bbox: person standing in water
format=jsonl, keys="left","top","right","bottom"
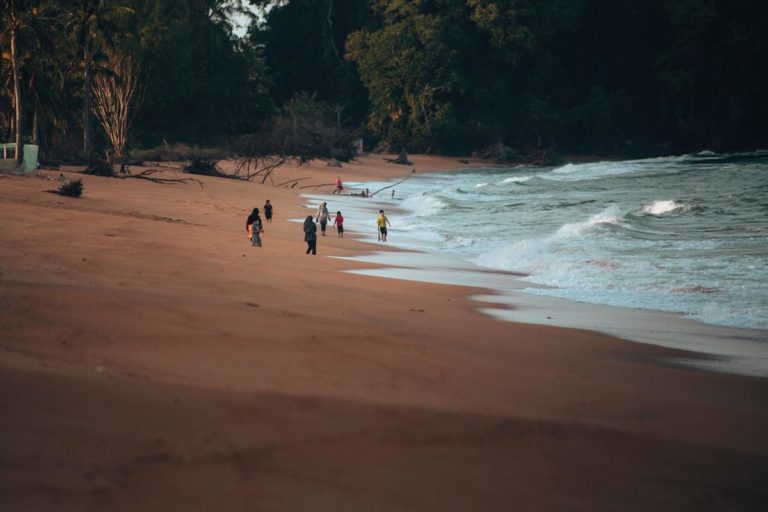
{"left": 377, "top": 210, "right": 392, "bottom": 242}
{"left": 316, "top": 202, "right": 330, "bottom": 236}
{"left": 303, "top": 215, "right": 317, "bottom": 254}
{"left": 334, "top": 176, "right": 343, "bottom": 194}
{"left": 333, "top": 211, "right": 344, "bottom": 237}
{"left": 263, "top": 200, "right": 273, "bottom": 223}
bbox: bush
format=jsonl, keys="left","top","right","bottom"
{"left": 131, "top": 143, "right": 232, "bottom": 162}
{"left": 235, "top": 92, "right": 358, "bottom": 163}
{"left": 472, "top": 142, "right": 518, "bottom": 163}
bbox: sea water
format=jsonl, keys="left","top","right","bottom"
{"left": 352, "top": 151, "right": 768, "bottom": 331}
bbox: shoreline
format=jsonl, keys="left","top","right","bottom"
{"left": 315, "top": 169, "right": 768, "bottom": 377}
{"left": 1, "top": 154, "right": 767, "bottom": 510}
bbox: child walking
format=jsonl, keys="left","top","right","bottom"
{"left": 377, "top": 210, "right": 392, "bottom": 242}
{"left": 334, "top": 211, "right": 344, "bottom": 237}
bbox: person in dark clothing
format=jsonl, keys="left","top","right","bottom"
{"left": 246, "top": 208, "right": 263, "bottom": 247}
{"left": 263, "top": 200, "right": 273, "bottom": 223}
{"left": 246, "top": 208, "right": 260, "bottom": 232}
{"left": 303, "top": 215, "right": 317, "bottom": 254}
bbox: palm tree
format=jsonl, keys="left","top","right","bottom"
{"left": 1, "top": 0, "right": 59, "bottom": 165}
{"left": 24, "top": 40, "right": 67, "bottom": 148}
{"left": 2, "top": 0, "right": 25, "bottom": 164}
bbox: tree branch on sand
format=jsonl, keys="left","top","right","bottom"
{"left": 299, "top": 182, "right": 337, "bottom": 190}
{"left": 128, "top": 169, "right": 203, "bottom": 187}
{"left": 275, "top": 176, "right": 311, "bottom": 187}
{"left": 232, "top": 155, "right": 291, "bottom": 183}
{"left": 80, "top": 161, "right": 203, "bottom": 187}
{"left": 231, "top": 93, "right": 360, "bottom": 185}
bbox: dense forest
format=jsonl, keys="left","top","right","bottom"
{"left": 2, "top": 0, "right": 767, "bottom": 164}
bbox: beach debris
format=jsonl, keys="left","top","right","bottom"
{"left": 128, "top": 169, "right": 203, "bottom": 187}
{"left": 392, "top": 149, "right": 412, "bottom": 165}
{"left": 58, "top": 178, "right": 84, "bottom": 197}
{"left": 184, "top": 158, "right": 228, "bottom": 177}
{"left": 275, "top": 176, "right": 311, "bottom": 188}
{"left": 369, "top": 176, "right": 411, "bottom": 197}
{"left": 82, "top": 160, "right": 115, "bottom": 176}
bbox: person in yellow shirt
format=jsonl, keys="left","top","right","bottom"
{"left": 376, "top": 210, "right": 392, "bottom": 242}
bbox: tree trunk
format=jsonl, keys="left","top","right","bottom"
{"left": 10, "top": 27, "right": 23, "bottom": 165}
{"left": 325, "top": 0, "right": 341, "bottom": 62}
{"left": 32, "top": 107, "right": 39, "bottom": 144}
{"left": 82, "top": 35, "right": 92, "bottom": 160}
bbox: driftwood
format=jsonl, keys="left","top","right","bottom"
{"left": 369, "top": 176, "right": 411, "bottom": 197}
{"left": 79, "top": 160, "right": 203, "bottom": 187}
{"left": 184, "top": 158, "right": 229, "bottom": 178}
{"left": 126, "top": 169, "right": 204, "bottom": 187}
{"left": 299, "top": 182, "right": 336, "bottom": 190}
{"left": 82, "top": 161, "right": 116, "bottom": 176}
{"left": 233, "top": 156, "right": 290, "bottom": 183}
{"left": 275, "top": 176, "right": 311, "bottom": 188}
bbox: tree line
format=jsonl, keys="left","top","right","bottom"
{"left": 2, "top": 0, "right": 767, "bottom": 166}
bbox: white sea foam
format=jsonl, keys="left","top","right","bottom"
{"left": 357, "top": 151, "right": 768, "bottom": 332}
{"left": 641, "top": 200, "right": 686, "bottom": 215}
{"left": 499, "top": 176, "right": 533, "bottom": 184}
{"left": 399, "top": 194, "right": 446, "bottom": 217}
{"left": 556, "top": 206, "right": 623, "bottom": 237}
{"left": 545, "top": 161, "right": 648, "bottom": 181}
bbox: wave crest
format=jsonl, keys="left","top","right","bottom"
{"left": 641, "top": 200, "right": 687, "bottom": 215}
{"left": 499, "top": 176, "right": 533, "bottom": 184}
{"left": 400, "top": 194, "right": 446, "bottom": 217}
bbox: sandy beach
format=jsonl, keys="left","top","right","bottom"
{"left": 1, "top": 154, "right": 767, "bottom": 511}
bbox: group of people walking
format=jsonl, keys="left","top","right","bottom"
{"left": 304, "top": 201, "right": 347, "bottom": 254}
{"left": 304, "top": 204, "right": 391, "bottom": 253}
{"left": 245, "top": 197, "right": 392, "bottom": 255}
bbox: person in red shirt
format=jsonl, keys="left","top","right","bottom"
{"left": 333, "top": 211, "right": 344, "bottom": 237}
{"left": 334, "top": 176, "right": 343, "bottom": 194}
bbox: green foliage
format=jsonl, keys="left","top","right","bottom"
{"left": 236, "top": 91, "right": 359, "bottom": 162}
{"left": 134, "top": 0, "right": 273, "bottom": 147}
{"left": 250, "top": 0, "right": 373, "bottom": 129}
{"left": 346, "top": 1, "right": 469, "bottom": 151}
{"left": 1, "top": 0, "right": 767, "bottom": 159}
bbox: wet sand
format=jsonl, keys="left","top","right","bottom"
{"left": 1, "top": 154, "right": 767, "bottom": 510}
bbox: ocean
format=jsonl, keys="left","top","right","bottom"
{"left": 304, "top": 150, "right": 768, "bottom": 374}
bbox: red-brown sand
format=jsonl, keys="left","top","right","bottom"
{"left": 1, "top": 154, "right": 767, "bottom": 511}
